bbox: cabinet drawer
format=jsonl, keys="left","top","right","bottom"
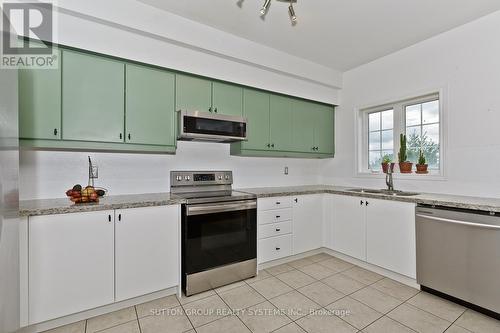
{"left": 259, "top": 221, "right": 292, "bottom": 239}
{"left": 258, "top": 208, "right": 292, "bottom": 225}
{"left": 259, "top": 234, "right": 292, "bottom": 263}
{"left": 258, "top": 197, "right": 292, "bottom": 211}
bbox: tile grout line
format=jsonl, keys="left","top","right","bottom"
{"left": 134, "top": 306, "right": 142, "bottom": 333}
{"left": 214, "top": 288, "right": 255, "bottom": 333}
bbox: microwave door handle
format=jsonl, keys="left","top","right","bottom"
{"left": 186, "top": 201, "right": 257, "bottom": 216}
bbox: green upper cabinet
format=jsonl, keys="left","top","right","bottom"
{"left": 314, "top": 104, "right": 335, "bottom": 155}
{"left": 212, "top": 82, "right": 243, "bottom": 116}
{"left": 19, "top": 48, "right": 62, "bottom": 140}
{"left": 125, "top": 64, "right": 175, "bottom": 146}
{"left": 62, "top": 50, "right": 125, "bottom": 143}
{"left": 291, "top": 99, "right": 315, "bottom": 153}
{"left": 241, "top": 89, "right": 270, "bottom": 150}
{"left": 175, "top": 74, "right": 212, "bottom": 113}
{"left": 269, "top": 95, "right": 293, "bottom": 152}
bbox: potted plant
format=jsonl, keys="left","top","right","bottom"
{"left": 381, "top": 154, "right": 395, "bottom": 174}
{"left": 398, "top": 133, "right": 413, "bottom": 173}
{"left": 416, "top": 149, "right": 429, "bottom": 174}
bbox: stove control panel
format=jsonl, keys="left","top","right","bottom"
{"left": 171, "top": 171, "right": 233, "bottom": 187}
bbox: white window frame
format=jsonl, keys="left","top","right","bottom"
{"left": 355, "top": 90, "right": 446, "bottom": 180}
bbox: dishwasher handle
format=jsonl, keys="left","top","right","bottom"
{"left": 416, "top": 214, "right": 500, "bottom": 230}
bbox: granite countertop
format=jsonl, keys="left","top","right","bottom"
{"left": 19, "top": 192, "right": 184, "bottom": 217}
{"left": 238, "top": 185, "right": 500, "bottom": 213}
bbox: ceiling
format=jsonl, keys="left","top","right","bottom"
{"left": 137, "top": 0, "right": 500, "bottom": 71}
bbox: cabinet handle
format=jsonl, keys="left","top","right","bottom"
{"left": 275, "top": 247, "right": 281, "bottom": 251}
{"left": 118, "top": 213, "right": 122, "bottom": 221}
{"left": 276, "top": 201, "right": 281, "bottom": 205}
{"left": 214, "top": 107, "right": 218, "bottom": 113}
{"left": 53, "top": 128, "right": 58, "bottom": 136}
{"left": 128, "top": 133, "right": 131, "bottom": 140}
{"left": 294, "top": 198, "right": 298, "bottom": 203}
{"left": 276, "top": 228, "right": 281, "bottom": 232}
{"left": 271, "top": 143, "right": 275, "bottom": 148}
{"left": 365, "top": 201, "right": 369, "bottom": 206}
{"left": 360, "top": 200, "right": 364, "bottom": 206}
{"left": 119, "top": 133, "right": 122, "bottom": 139}
{"left": 108, "top": 214, "right": 112, "bottom": 222}
{"left": 267, "top": 143, "right": 271, "bottom": 148}
{"left": 276, "top": 215, "right": 281, "bottom": 218}
{"left": 209, "top": 107, "right": 213, "bottom": 112}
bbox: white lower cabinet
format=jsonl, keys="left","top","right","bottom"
{"left": 292, "top": 194, "right": 322, "bottom": 254}
{"left": 258, "top": 234, "right": 292, "bottom": 263}
{"left": 332, "top": 195, "right": 367, "bottom": 261}
{"left": 366, "top": 198, "right": 416, "bottom": 278}
{"left": 115, "top": 206, "right": 179, "bottom": 301}
{"left": 27, "top": 205, "right": 180, "bottom": 324}
{"left": 29, "top": 210, "right": 115, "bottom": 324}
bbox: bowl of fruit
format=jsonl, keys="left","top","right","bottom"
{"left": 66, "top": 184, "right": 106, "bottom": 204}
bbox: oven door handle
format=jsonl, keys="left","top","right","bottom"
{"left": 186, "top": 200, "right": 257, "bottom": 216}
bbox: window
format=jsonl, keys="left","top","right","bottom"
{"left": 359, "top": 93, "right": 442, "bottom": 175}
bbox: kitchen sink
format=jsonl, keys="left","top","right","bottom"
{"left": 346, "top": 188, "right": 419, "bottom": 197}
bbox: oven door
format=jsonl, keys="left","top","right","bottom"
{"left": 178, "top": 111, "right": 247, "bottom": 142}
{"left": 182, "top": 200, "right": 257, "bottom": 275}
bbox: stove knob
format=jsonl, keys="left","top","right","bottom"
{"left": 218, "top": 175, "right": 223, "bottom": 180}
{"left": 184, "top": 175, "right": 190, "bottom": 181}
{"left": 225, "top": 175, "right": 230, "bottom": 180}
{"left": 176, "top": 175, "right": 182, "bottom": 181}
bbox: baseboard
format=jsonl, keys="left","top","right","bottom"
{"left": 258, "top": 248, "right": 324, "bottom": 270}
{"left": 18, "top": 286, "right": 179, "bottom": 333}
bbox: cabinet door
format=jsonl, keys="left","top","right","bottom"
{"left": 366, "top": 199, "right": 416, "bottom": 278}
{"left": 292, "top": 194, "right": 323, "bottom": 254}
{"left": 241, "top": 89, "right": 270, "bottom": 150}
{"left": 62, "top": 50, "right": 125, "bottom": 142}
{"left": 125, "top": 64, "right": 175, "bottom": 146}
{"left": 269, "top": 95, "right": 293, "bottom": 152}
{"left": 314, "top": 104, "right": 335, "bottom": 155}
{"left": 115, "top": 206, "right": 179, "bottom": 301}
{"left": 19, "top": 48, "right": 61, "bottom": 140}
{"left": 29, "top": 211, "right": 114, "bottom": 324}
{"left": 175, "top": 74, "right": 212, "bottom": 113}
{"left": 322, "top": 195, "right": 334, "bottom": 249}
{"left": 212, "top": 81, "right": 243, "bottom": 116}
{"left": 332, "top": 195, "right": 366, "bottom": 260}
{"left": 291, "top": 99, "right": 315, "bottom": 153}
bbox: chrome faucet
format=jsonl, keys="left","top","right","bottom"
{"left": 386, "top": 166, "right": 394, "bottom": 191}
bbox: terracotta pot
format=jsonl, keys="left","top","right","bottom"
{"left": 399, "top": 162, "right": 413, "bottom": 173}
{"left": 381, "top": 162, "right": 395, "bottom": 174}
{"left": 416, "top": 164, "right": 429, "bottom": 174}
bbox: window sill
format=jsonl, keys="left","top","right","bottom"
{"left": 355, "top": 171, "right": 446, "bottom": 181}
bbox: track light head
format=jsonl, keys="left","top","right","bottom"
{"left": 260, "top": 0, "right": 271, "bottom": 15}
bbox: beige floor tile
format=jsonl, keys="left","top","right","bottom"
{"left": 273, "top": 322, "right": 307, "bottom": 333}
{"left": 219, "top": 284, "right": 266, "bottom": 310}
{"left": 139, "top": 306, "right": 193, "bottom": 333}
{"left": 245, "top": 269, "right": 272, "bottom": 283}
{"left": 371, "top": 278, "right": 420, "bottom": 301}
{"left": 288, "top": 257, "right": 315, "bottom": 269}
{"left": 297, "top": 281, "right": 345, "bottom": 307}
{"left": 86, "top": 307, "right": 137, "bottom": 333}
{"left": 269, "top": 290, "right": 321, "bottom": 320}
{"left": 276, "top": 270, "right": 316, "bottom": 289}
{"left": 196, "top": 315, "right": 251, "bottom": 333}
{"left": 182, "top": 294, "right": 231, "bottom": 328}
{"left": 342, "top": 267, "right": 384, "bottom": 285}
{"left": 455, "top": 309, "right": 500, "bottom": 333}
{"left": 42, "top": 320, "right": 85, "bottom": 333}
{"left": 215, "top": 280, "right": 247, "bottom": 294}
{"left": 177, "top": 289, "right": 216, "bottom": 305}
{"left": 363, "top": 316, "right": 416, "bottom": 333}
{"left": 317, "top": 258, "right": 354, "bottom": 273}
{"left": 97, "top": 320, "right": 140, "bottom": 333}
{"left": 407, "top": 292, "right": 466, "bottom": 322}
{"left": 444, "top": 325, "right": 472, "bottom": 333}
{"left": 351, "top": 286, "right": 403, "bottom": 314}
{"left": 327, "top": 296, "right": 382, "bottom": 330}
{"left": 238, "top": 301, "right": 291, "bottom": 333}
{"left": 298, "top": 263, "right": 336, "bottom": 280}
{"left": 387, "top": 304, "right": 451, "bottom": 333}
{"left": 322, "top": 273, "right": 367, "bottom": 295}
{"left": 136, "top": 295, "right": 180, "bottom": 318}
{"left": 296, "top": 309, "right": 358, "bottom": 333}
{"left": 265, "top": 264, "right": 295, "bottom": 276}
{"left": 307, "top": 253, "right": 334, "bottom": 263}
{"left": 249, "top": 276, "right": 293, "bottom": 299}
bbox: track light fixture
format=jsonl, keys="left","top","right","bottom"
{"left": 260, "top": 0, "right": 271, "bottom": 15}
{"left": 259, "top": 0, "right": 298, "bottom": 23}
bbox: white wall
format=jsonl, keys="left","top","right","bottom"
{"left": 18, "top": 0, "right": 339, "bottom": 200}
{"left": 321, "top": 10, "right": 500, "bottom": 198}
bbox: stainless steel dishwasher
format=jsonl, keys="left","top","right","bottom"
{"left": 416, "top": 205, "right": 500, "bottom": 316}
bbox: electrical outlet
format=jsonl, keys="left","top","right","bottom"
{"left": 284, "top": 166, "right": 289, "bottom": 175}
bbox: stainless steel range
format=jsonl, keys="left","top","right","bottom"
{"left": 171, "top": 171, "right": 257, "bottom": 296}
